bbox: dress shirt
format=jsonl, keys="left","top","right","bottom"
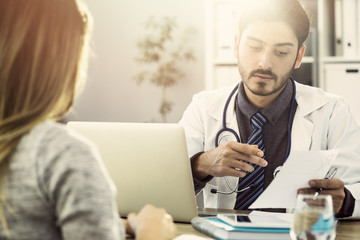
{"left": 235, "top": 79, "right": 296, "bottom": 189}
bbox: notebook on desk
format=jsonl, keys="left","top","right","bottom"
{"left": 67, "top": 121, "right": 198, "bottom": 223}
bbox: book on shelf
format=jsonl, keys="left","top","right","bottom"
{"left": 334, "top": 0, "right": 343, "bottom": 56}
{"left": 357, "top": 0, "right": 360, "bottom": 57}
{"left": 342, "top": 0, "right": 357, "bottom": 58}
{"left": 191, "top": 217, "right": 291, "bottom": 240}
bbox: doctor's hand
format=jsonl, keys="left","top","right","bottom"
{"left": 191, "top": 141, "right": 268, "bottom": 180}
{"left": 297, "top": 178, "right": 345, "bottom": 214}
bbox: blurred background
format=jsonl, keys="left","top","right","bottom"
{"left": 67, "top": 0, "right": 206, "bottom": 123}
{"left": 66, "top": 0, "right": 360, "bottom": 125}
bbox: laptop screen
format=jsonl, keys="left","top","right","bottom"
{"left": 67, "top": 121, "right": 198, "bottom": 223}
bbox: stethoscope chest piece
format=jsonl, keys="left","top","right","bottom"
{"left": 273, "top": 166, "right": 282, "bottom": 178}
{"left": 216, "top": 128, "right": 240, "bottom": 147}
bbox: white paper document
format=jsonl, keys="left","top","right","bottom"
{"left": 250, "top": 150, "right": 338, "bottom": 209}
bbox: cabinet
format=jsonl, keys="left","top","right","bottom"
{"left": 318, "top": 0, "right": 360, "bottom": 125}
{"left": 324, "top": 64, "right": 360, "bottom": 125}
{"left": 205, "top": 0, "right": 360, "bottom": 124}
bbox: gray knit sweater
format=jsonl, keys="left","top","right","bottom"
{"left": 0, "top": 121, "right": 125, "bottom": 240}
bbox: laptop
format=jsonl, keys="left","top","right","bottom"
{"left": 67, "top": 121, "right": 198, "bottom": 223}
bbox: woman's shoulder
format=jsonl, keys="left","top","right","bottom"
{"left": 18, "top": 121, "right": 98, "bottom": 164}
{"left": 31, "top": 121, "right": 95, "bottom": 148}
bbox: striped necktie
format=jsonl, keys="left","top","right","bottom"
{"left": 234, "top": 112, "right": 267, "bottom": 210}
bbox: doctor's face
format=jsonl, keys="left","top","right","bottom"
{"left": 235, "top": 21, "right": 304, "bottom": 97}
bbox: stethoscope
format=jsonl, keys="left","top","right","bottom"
{"left": 211, "top": 78, "right": 296, "bottom": 195}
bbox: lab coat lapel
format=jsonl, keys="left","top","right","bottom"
{"left": 291, "top": 110, "right": 313, "bottom": 151}
{"left": 207, "top": 85, "right": 240, "bottom": 142}
{"left": 226, "top": 97, "right": 239, "bottom": 138}
{"left": 291, "top": 82, "right": 330, "bottom": 151}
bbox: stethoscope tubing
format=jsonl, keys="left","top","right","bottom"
{"left": 215, "top": 85, "right": 240, "bottom": 147}
{"left": 212, "top": 78, "right": 296, "bottom": 195}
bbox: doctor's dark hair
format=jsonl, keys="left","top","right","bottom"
{"left": 237, "top": 0, "right": 310, "bottom": 49}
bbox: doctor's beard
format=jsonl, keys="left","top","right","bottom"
{"left": 237, "top": 64, "right": 295, "bottom": 97}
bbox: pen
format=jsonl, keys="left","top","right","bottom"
{"left": 313, "top": 167, "right": 338, "bottom": 198}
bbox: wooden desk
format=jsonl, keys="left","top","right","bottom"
{"left": 335, "top": 220, "right": 360, "bottom": 239}
{"left": 175, "top": 219, "right": 360, "bottom": 240}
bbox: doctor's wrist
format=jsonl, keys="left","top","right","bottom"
{"left": 190, "top": 151, "right": 212, "bottom": 181}
{"left": 335, "top": 187, "right": 355, "bottom": 218}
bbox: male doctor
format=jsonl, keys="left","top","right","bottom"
{"left": 180, "top": 0, "right": 360, "bottom": 217}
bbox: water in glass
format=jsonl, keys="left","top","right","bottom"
{"left": 290, "top": 194, "right": 336, "bottom": 240}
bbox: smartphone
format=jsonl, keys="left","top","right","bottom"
{"left": 217, "top": 213, "right": 292, "bottom": 228}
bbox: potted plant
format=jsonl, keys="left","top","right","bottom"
{"left": 133, "top": 16, "right": 196, "bottom": 122}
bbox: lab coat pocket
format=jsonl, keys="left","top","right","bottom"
{"left": 203, "top": 183, "right": 218, "bottom": 208}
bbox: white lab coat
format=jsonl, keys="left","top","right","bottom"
{"left": 179, "top": 81, "right": 360, "bottom": 217}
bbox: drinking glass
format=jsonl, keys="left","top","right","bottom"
{"left": 290, "top": 194, "right": 336, "bottom": 240}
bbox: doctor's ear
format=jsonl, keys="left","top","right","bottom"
{"left": 294, "top": 45, "right": 306, "bottom": 69}
{"left": 234, "top": 34, "right": 240, "bottom": 59}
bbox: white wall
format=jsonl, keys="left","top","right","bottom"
{"left": 67, "top": 0, "right": 205, "bottom": 123}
